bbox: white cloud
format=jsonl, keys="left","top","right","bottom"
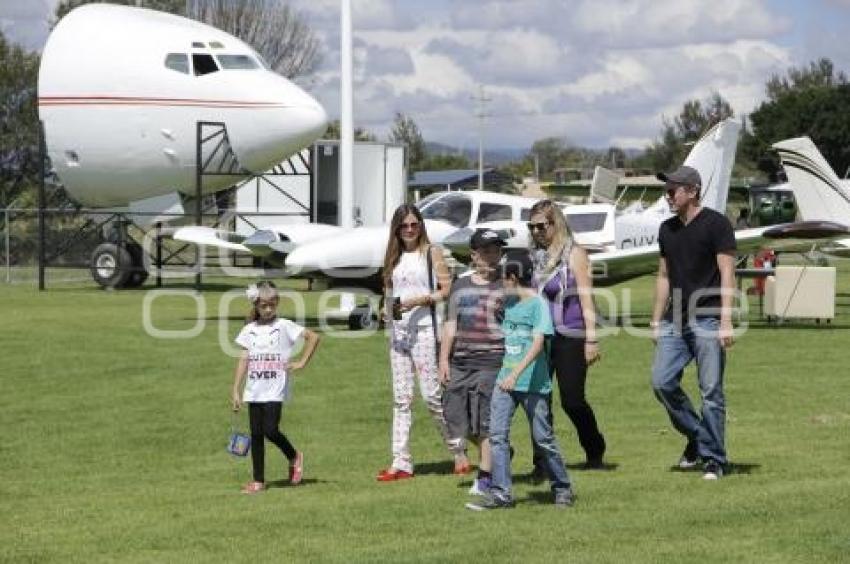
{"left": 1, "top": 0, "right": 817, "bottom": 150}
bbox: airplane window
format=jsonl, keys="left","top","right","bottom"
{"left": 565, "top": 212, "right": 607, "bottom": 233}
{"left": 192, "top": 41, "right": 205, "bottom": 48}
{"left": 209, "top": 41, "right": 225, "bottom": 49}
{"left": 216, "top": 54, "right": 259, "bottom": 69}
{"left": 478, "top": 203, "right": 512, "bottom": 222}
{"left": 164, "top": 53, "right": 189, "bottom": 74}
{"left": 520, "top": 208, "right": 531, "bottom": 221}
{"left": 192, "top": 54, "right": 219, "bottom": 76}
{"left": 419, "top": 193, "right": 472, "bottom": 227}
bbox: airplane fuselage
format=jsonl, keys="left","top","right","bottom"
{"left": 38, "top": 5, "right": 327, "bottom": 208}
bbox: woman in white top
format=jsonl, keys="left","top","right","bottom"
{"left": 376, "top": 204, "right": 467, "bottom": 481}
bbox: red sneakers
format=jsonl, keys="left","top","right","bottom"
{"left": 376, "top": 468, "right": 414, "bottom": 482}
{"left": 289, "top": 451, "right": 304, "bottom": 485}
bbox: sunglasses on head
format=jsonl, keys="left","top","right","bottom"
{"left": 526, "top": 221, "right": 552, "bottom": 232}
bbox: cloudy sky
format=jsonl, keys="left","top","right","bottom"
{"left": 3, "top": 0, "right": 850, "bottom": 151}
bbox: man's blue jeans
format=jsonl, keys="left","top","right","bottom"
{"left": 651, "top": 317, "right": 727, "bottom": 464}
{"left": 489, "top": 387, "right": 571, "bottom": 501}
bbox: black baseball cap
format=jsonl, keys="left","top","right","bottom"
{"left": 470, "top": 229, "right": 508, "bottom": 250}
{"left": 657, "top": 165, "right": 702, "bottom": 188}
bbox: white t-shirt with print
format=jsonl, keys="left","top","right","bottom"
{"left": 392, "top": 250, "right": 440, "bottom": 327}
{"left": 235, "top": 318, "right": 305, "bottom": 402}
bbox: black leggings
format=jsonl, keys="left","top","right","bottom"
{"left": 248, "top": 402, "right": 297, "bottom": 483}
{"left": 549, "top": 335, "right": 606, "bottom": 460}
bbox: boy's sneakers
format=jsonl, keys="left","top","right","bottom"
{"left": 289, "top": 451, "right": 304, "bottom": 485}
{"left": 702, "top": 460, "right": 724, "bottom": 480}
{"left": 678, "top": 441, "right": 700, "bottom": 469}
{"left": 465, "top": 493, "right": 514, "bottom": 511}
{"left": 554, "top": 488, "right": 576, "bottom": 508}
{"left": 468, "top": 476, "right": 492, "bottom": 496}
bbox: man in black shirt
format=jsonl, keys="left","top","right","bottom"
{"left": 650, "top": 165, "right": 736, "bottom": 480}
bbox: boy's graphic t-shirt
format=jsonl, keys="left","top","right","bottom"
{"left": 497, "top": 296, "right": 554, "bottom": 394}
{"left": 235, "top": 318, "right": 304, "bottom": 402}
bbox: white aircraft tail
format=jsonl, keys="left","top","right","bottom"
{"left": 772, "top": 136, "right": 850, "bottom": 223}
{"left": 649, "top": 118, "right": 740, "bottom": 213}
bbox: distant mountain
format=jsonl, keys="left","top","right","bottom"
{"left": 424, "top": 142, "right": 646, "bottom": 167}
{"left": 425, "top": 142, "right": 528, "bottom": 166}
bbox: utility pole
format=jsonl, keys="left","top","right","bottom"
{"left": 472, "top": 85, "right": 491, "bottom": 191}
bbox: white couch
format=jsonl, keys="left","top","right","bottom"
{"left": 764, "top": 266, "right": 836, "bottom": 322}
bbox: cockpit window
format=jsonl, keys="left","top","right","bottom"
{"left": 192, "top": 53, "right": 219, "bottom": 76}
{"left": 478, "top": 202, "right": 512, "bottom": 222}
{"left": 216, "top": 54, "right": 259, "bottom": 70}
{"left": 164, "top": 53, "right": 189, "bottom": 74}
{"left": 192, "top": 41, "right": 205, "bottom": 48}
{"left": 418, "top": 193, "right": 472, "bottom": 227}
{"left": 565, "top": 212, "right": 607, "bottom": 233}
{"left": 209, "top": 41, "right": 225, "bottom": 49}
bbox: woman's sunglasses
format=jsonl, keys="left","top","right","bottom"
{"left": 526, "top": 221, "right": 552, "bottom": 232}
{"left": 398, "top": 221, "right": 420, "bottom": 231}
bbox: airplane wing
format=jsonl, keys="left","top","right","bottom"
{"left": 172, "top": 226, "right": 250, "bottom": 252}
{"left": 173, "top": 223, "right": 346, "bottom": 260}
{"left": 591, "top": 221, "right": 850, "bottom": 284}
{"left": 443, "top": 221, "right": 850, "bottom": 285}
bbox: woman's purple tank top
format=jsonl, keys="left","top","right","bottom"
{"left": 539, "top": 268, "right": 585, "bottom": 333}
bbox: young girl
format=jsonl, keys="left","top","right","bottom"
{"left": 231, "top": 281, "right": 321, "bottom": 494}
{"left": 466, "top": 251, "right": 574, "bottom": 510}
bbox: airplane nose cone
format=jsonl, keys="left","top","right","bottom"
{"left": 228, "top": 81, "right": 328, "bottom": 173}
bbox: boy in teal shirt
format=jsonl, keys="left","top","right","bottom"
{"left": 466, "top": 250, "right": 574, "bottom": 510}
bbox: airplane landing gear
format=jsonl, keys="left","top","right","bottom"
{"left": 89, "top": 221, "right": 149, "bottom": 289}
{"left": 348, "top": 304, "right": 379, "bottom": 331}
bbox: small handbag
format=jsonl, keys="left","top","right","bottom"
{"left": 227, "top": 414, "right": 251, "bottom": 457}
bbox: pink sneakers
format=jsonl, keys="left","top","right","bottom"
{"left": 289, "top": 451, "right": 304, "bottom": 485}
{"left": 241, "top": 481, "right": 266, "bottom": 494}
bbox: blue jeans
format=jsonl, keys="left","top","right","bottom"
{"left": 651, "top": 318, "right": 726, "bottom": 464}
{"left": 489, "top": 387, "right": 571, "bottom": 501}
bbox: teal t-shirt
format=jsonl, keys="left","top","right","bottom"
{"left": 497, "top": 295, "right": 554, "bottom": 394}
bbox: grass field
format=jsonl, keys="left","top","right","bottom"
{"left": 2, "top": 265, "right": 850, "bottom": 563}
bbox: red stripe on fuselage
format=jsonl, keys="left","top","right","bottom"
{"left": 38, "top": 95, "right": 287, "bottom": 108}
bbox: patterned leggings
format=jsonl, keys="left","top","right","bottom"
{"left": 389, "top": 326, "right": 464, "bottom": 472}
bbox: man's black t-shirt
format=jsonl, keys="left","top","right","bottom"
{"left": 658, "top": 207, "right": 736, "bottom": 320}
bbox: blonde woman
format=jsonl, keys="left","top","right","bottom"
{"left": 528, "top": 199, "right": 606, "bottom": 470}
{"left": 376, "top": 204, "right": 467, "bottom": 481}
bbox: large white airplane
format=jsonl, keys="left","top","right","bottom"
{"left": 38, "top": 4, "right": 327, "bottom": 286}
{"left": 773, "top": 136, "right": 850, "bottom": 257}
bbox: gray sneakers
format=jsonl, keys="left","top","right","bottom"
{"left": 465, "top": 493, "right": 514, "bottom": 511}
{"left": 554, "top": 488, "right": 576, "bottom": 508}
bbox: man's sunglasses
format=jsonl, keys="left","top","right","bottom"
{"left": 526, "top": 221, "right": 552, "bottom": 232}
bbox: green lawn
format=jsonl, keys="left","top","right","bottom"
{"left": 2, "top": 267, "right": 849, "bottom": 563}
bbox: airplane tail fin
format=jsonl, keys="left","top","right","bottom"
{"left": 772, "top": 137, "right": 850, "bottom": 223}
{"left": 648, "top": 118, "right": 741, "bottom": 213}
{"left": 686, "top": 118, "right": 740, "bottom": 212}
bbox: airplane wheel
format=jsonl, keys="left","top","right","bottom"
{"left": 90, "top": 243, "right": 133, "bottom": 289}
{"left": 348, "top": 306, "right": 378, "bottom": 331}
{"left": 124, "top": 243, "right": 149, "bottom": 288}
